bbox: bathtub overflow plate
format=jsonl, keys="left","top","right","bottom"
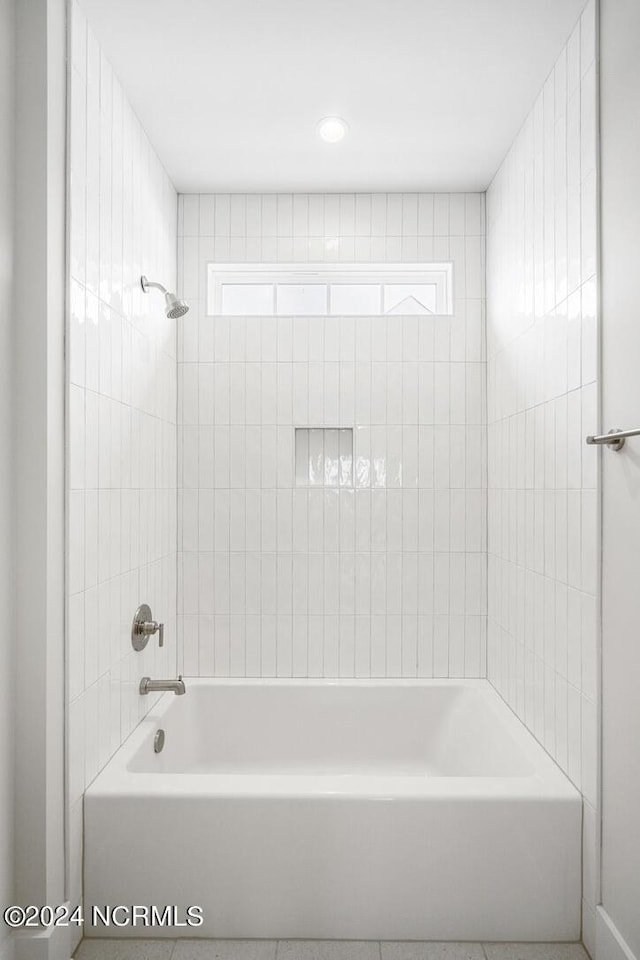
{"left": 154, "top": 729, "right": 165, "bottom": 754}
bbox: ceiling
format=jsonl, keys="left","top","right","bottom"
{"left": 81, "top": 0, "right": 586, "bottom": 194}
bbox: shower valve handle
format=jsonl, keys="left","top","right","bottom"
{"left": 131, "top": 604, "right": 164, "bottom": 651}
{"left": 141, "top": 619, "right": 164, "bottom": 648}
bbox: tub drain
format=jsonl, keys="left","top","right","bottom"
{"left": 154, "top": 729, "right": 165, "bottom": 753}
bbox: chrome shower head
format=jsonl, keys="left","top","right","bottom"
{"left": 164, "top": 291, "right": 190, "bottom": 320}
{"left": 140, "top": 275, "right": 190, "bottom": 319}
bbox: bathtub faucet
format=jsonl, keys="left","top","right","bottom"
{"left": 139, "top": 676, "right": 186, "bottom": 696}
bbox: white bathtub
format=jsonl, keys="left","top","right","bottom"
{"left": 84, "top": 679, "right": 581, "bottom": 941}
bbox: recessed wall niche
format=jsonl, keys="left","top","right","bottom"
{"left": 295, "top": 428, "right": 354, "bottom": 488}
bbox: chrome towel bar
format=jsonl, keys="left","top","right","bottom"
{"left": 585, "top": 427, "right": 640, "bottom": 451}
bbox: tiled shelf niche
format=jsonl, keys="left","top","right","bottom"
{"left": 295, "top": 428, "right": 354, "bottom": 487}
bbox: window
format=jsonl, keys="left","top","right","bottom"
{"left": 207, "top": 263, "right": 453, "bottom": 316}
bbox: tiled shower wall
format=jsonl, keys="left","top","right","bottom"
{"left": 177, "top": 192, "right": 487, "bottom": 677}
{"left": 67, "top": 0, "right": 178, "bottom": 928}
{"left": 486, "top": 0, "right": 598, "bottom": 950}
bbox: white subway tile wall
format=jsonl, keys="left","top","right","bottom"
{"left": 67, "top": 1, "right": 178, "bottom": 938}
{"left": 486, "top": 1, "right": 598, "bottom": 951}
{"left": 177, "top": 192, "right": 487, "bottom": 679}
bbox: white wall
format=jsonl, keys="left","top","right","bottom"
{"left": 486, "top": 1, "right": 599, "bottom": 952}
{"left": 177, "top": 193, "right": 486, "bottom": 678}
{"left": 598, "top": 1, "right": 640, "bottom": 957}
{"left": 12, "top": 0, "right": 67, "bottom": 950}
{"left": 0, "top": 0, "right": 14, "bottom": 957}
{"left": 67, "top": 0, "right": 178, "bottom": 932}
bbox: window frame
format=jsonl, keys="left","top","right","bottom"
{"left": 206, "top": 262, "right": 453, "bottom": 317}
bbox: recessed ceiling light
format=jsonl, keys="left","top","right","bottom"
{"left": 317, "top": 117, "right": 349, "bottom": 144}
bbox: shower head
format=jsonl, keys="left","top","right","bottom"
{"left": 164, "top": 292, "right": 190, "bottom": 320}
{"left": 140, "top": 275, "right": 190, "bottom": 319}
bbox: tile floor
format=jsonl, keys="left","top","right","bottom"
{"left": 74, "top": 939, "right": 590, "bottom": 960}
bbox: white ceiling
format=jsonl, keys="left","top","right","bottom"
{"left": 81, "top": 0, "right": 586, "bottom": 194}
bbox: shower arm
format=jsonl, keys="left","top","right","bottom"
{"left": 140, "top": 276, "right": 167, "bottom": 295}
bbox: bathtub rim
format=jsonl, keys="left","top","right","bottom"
{"left": 85, "top": 678, "right": 581, "bottom": 803}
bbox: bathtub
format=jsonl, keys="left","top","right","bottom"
{"left": 84, "top": 679, "right": 581, "bottom": 941}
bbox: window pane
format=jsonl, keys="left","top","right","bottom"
{"left": 220, "top": 283, "right": 273, "bottom": 315}
{"left": 330, "top": 284, "right": 381, "bottom": 315}
{"left": 277, "top": 283, "right": 327, "bottom": 315}
{"left": 383, "top": 284, "right": 437, "bottom": 314}
{"left": 208, "top": 264, "right": 453, "bottom": 317}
